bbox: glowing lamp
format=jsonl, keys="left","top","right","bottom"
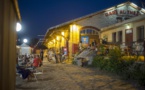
{"left": 16, "top": 22, "right": 22, "bottom": 31}
{"left": 23, "top": 39, "right": 28, "bottom": 43}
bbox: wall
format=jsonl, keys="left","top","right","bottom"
{"left": 133, "top": 19, "right": 145, "bottom": 41}
{"left": 101, "top": 18, "right": 145, "bottom": 45}
{"left": 0, "top": 0, "right": 19, "bottom": 90}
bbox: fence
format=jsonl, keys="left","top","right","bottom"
{"left": 101, "top": 40, "right": 145, "bottom": 61}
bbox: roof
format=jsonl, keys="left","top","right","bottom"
{"left": 45, "top": 1, "right": 145, "bottom": 32}
{"left": 34, "top": 40, "right": 48, "bottom": 49}
{"left": 20, "top": 43, "right": 30, "bottom": 47}
{"left": 12, "top": 0, "right": 21, "bottom": 21}
{"left": 101, "top": 14, "right": 145, "bottom": 31}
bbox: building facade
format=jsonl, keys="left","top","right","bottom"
{"left": 101, "top": 15, "right": 145, "bottom": 46}
{"left": 43, "top": 2, "right": 145, "bottom": 59}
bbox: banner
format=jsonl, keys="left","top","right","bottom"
{"left": 81, "top": 36, "right": 89, "bottom": 44}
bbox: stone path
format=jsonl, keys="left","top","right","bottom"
{"left": 16, "top": 59, "right": 143, "bottom": 90}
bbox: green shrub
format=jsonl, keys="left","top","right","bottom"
{"left": 91, "top": 56, "right": 104, "bottom": 68}
{"left": 72, "top": 60, "right": 77, "bottom": 65}
{"left": 129, "top": 62, "right": 145, "bottom": 85}
{"left": 91, "top": 45, "right": 145, "bottom": 86}
{"left": 99, "top": 45, "right": 105, "bottom": 55}
{"left": 106, "top": 47, "right": 122, "bottom": 72}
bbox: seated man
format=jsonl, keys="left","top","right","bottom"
{"left": 32, "top": 55, "right": 42, "bottom": 69}
{"left": 16, "top": 65, "right": 34, "bottom": 81}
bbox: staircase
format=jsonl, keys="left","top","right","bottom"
{"left": 74, "top": 49, "right": 96, "bottom": 66}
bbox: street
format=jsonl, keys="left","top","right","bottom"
{"left": 16, "top": 58, "right": 140, "bottom": 90}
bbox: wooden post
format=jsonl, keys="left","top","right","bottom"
{"left": 143, "top": 40, "right": 145, "bottom": 62}
{"left": 0, "top": 0, "right": 20, "bottom": 90}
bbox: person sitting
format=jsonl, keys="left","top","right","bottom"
{"left": 26, "top": 59, "right": 32, "bottom": 68}
{"left": 32, "top": 55, "right": 42, "bottom": 69}
{"left": 16, "top": 65, "right": 34, "bottom": 81}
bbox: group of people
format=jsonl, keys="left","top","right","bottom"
{"left": 47, "top": 48, "right": 66, "bottom": 63}
{"left": 17, "top": 54, "right": 42, "bottom": 68}
{"left": 16, "top": 54, "right": 43, "bottom": 81}
{"left": 79, "top": 40, "right": 98, "bottom": 50}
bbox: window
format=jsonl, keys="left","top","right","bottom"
{"left": 80, "top": 29, "right": 98, "bottom": 35}
{"left": 118, "top": 31, "right": 122, "bottom": 43}
{"left": 137, "top": 26, "right": 144, "bottom": 42}
{"left": 86, "top": 29, "right": 89, "bottom": 34}
{"left": 92, "top": 30, "right": 95, "bottom": 34}
{"left": 80, "top": 30, "right": 85, "bottom": 34}
{"left": 95, "top": 31, "right": 98, "bottom": 35}
{"left": 116, "top": 17, "right": 122, "bottom": 23}
{"left": 112, "top": 32, "right": 116, "bottom": 42}
{"left": 88, "top": 30, "right": 92, "bottom": 34}
{"left": 84, "top": 30, "right": 86, "bottom": 34}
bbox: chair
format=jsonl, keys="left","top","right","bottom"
{"left": 33, "top": 66, "right": 44, "bottom": 81}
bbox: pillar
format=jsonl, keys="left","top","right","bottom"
{"left": 0, "top": 0, "right": 19, "bottom": 90}
{"left": 69, "top": 24, "right": 80, "bottom": 59}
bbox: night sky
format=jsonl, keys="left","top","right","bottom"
{"left": 18, "top": 0, "right": 141, "bottom": 41}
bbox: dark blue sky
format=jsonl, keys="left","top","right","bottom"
{"left": 18, "top": 0, "right": 141, "bottom": 40}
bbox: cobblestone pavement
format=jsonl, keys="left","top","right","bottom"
{"left": 16, "top": 59, "right": 144, "bottom": 90}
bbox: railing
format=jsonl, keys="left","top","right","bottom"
{"left": 101, "top": 40, "right": 145, "bottom": 59}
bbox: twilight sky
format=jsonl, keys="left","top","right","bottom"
{"left": 18, "top": 0, "right": 141, "bottom": 41}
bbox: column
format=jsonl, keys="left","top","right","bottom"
{"left": 69, "top": 24, "right": 80, "bottom": 58}
{"left": 116, "top": 31, "right": 119, "bottom": 42}
{"left": 0, "top": 0, "right": 18, "bottom": 90}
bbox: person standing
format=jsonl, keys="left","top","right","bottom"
{"left": 40, "top": 49, "right": 44, "bottom": 61}
{"left": 79, "top": 41, "right": 82, "bottom": 50}
{"left": 94, "top": 46, "right": 98, "bottom": 56}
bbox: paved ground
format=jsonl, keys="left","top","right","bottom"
{"left": 16, "top": 59, "right": 144, "bottom": 90}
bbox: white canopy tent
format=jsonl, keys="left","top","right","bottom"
{"left": 19, "top": 43, "right": 32, "bottom": 55}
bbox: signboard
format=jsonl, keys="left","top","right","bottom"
{"left": 81, "top": 36, "right": 89, "bottom": 44}
{"left": 126, "top": 29, "right": 132, "bottom": 34}
{"left": 105, "top": 10, "right": 140, "bottom": 17}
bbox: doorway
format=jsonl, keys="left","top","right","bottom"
{"left": 125, "top": 29, "right": 133, "bottom": 46}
